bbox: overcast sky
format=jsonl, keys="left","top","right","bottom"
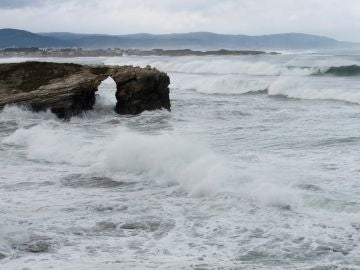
{"left": 0, "top": 0, "right": 359, "bottom": 41}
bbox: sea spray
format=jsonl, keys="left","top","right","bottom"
{"left": 102, "top": 130, "right": 236, "bottom": 196}
{"left": 3, "top": 116, "right": 303, "bottom": 207}
{"left": 2, "top": 54, "right": 360, "bottom": 269}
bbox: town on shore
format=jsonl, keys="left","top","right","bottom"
{"left": 0, "top": 47, "right": 279, "bottom": 58}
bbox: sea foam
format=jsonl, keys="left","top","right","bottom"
{"left": 2, "top": 117, "right": 302, "bottom": 208}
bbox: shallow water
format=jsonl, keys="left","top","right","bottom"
{"left": 1, "top": 54, "right": 360, "bottom": 269}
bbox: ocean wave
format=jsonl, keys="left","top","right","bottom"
{"left": 171, "top": 72, "right": 360, "bottom": 104}
{"left": 267, "top": 77, "right": 360, "bottom": 104}
{"left": 316, "top": 65, "right": 360, "bottom": 76}
{"left": 105, "top": 57, "right": 360, "bottom": 78}
{"left": 172, "top": 72, "right": 360, "bottom": 104}
{"left": 105, "top": 57, "right": 319, "bottom": 76}
{"left": 1, "top": 119, "right": 301, "bottom": 207}
{"left": 171, "top": 73, "right": 269, "bottom": 94}
{"left": 103, "top": 131, "right": 236, "bottom": 196}
{"left": 2, "top": 123, "right": 234, "bottom": 196}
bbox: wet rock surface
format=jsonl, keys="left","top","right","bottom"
{"left": 25, "top": 240, "right": 51, "bottom": 253}
{"left": 94, "top": 221, "right": 118, "bottom": 232}
{"left": 61, "top": 174, "right": 131, "bottom": 189}
{"left": 16, "top": 236, "right": 52, "bottom": 253}
{"left": 113, "top": 66, "right": 170, "bottom": 115}
{"left": 0, "top": 61, "right": 170, "bottom": 118}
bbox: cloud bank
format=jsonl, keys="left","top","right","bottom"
{"left": 0, "top": 0, "right": 359, "bottom": 41}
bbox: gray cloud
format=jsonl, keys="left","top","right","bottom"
{"left": 0, "top": 0, "right": 359, "bottom": 41}
{"left": 0, "top": 0, "right": 45, "bottom": 9}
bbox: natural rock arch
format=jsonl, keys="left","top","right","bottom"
{"left": 92, "top": 76, "right": 118, "bottom": 111}
{"left": 0, "top": 62, "right": 170, "bottom": 118}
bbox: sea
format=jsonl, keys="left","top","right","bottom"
{"left": 1, "top": 51, "right": 360, "bottom": 269}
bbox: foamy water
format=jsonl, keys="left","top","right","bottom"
{"left": 1, "top": 53, "right": 360, "bottom": 269}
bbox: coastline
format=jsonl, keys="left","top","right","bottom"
{"left": 0, "top": 48, "right": 280, "bottom": 58}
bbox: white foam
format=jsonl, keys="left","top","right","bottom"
{"left": 268, "top": 77, "right": 360, "bottom": 104}
{"left": 102, "top": 130, "right": 236, "bottom": 196}
{"left": 169, "top": 68, "right": 360, "bottom": 104}
{"left": 104, "top": 56, "right": 319, "bottom": 76}
{"left": 2, "top": 120, "right": 305, "bottom": 206}
{"left": 0, "top": 105, "right": 56, "bottom": 122}
{"left": 95, "top": 77, "right": 117, "bottom": 107}
{"left": 2, "top": 123, "right": 233, "bottom": 196}
{"left": 171, "top": 73, "right": 270, "bottom": 94}
{"left": 2, "top": 55, "right": 360, "bottom": 269}
{"left": 2, "top": 123, "right": 101, "bottom": 165}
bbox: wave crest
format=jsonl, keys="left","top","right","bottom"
{"left": 318, "top": 65, "right": 360, "bottom": 76}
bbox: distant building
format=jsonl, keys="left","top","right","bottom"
{"left": 4, "top": 47, "right": 40, "bottom": 52}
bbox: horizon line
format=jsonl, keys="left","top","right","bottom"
{"left": 1, "top": 27, "right": 356, "bottom": 43}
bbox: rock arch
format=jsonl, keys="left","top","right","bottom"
{"left": 0, "top": 62, "right": 171, "bottom": 118}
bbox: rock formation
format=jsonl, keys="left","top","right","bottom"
{"left": 0, "top": 61, "right": 170, "bottom": 118}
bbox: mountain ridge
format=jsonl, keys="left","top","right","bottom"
{"left": 0, "top": 28, "right": 73, "bottom": 48}
{"left": 1, "top": 28, "right": 358, "bottom": 50}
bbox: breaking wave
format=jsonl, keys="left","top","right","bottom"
{"left": 172, "top": 73, "right": 360, "bottom": 104}
{"left": 318, "top": 65, "right": 360, "bottom": 76}
{"left": 2, "top": 117, "right": 301, "bottom": 208}
{"left": 2, "top": 55, "right": 360, "bottom": 269}
{"left": 267, "top": 77, "right": 360, "bottom": 104}
{"left": 105, "top": 57, "right": 360, "bottom": 77}
{"left": 105, "top": 57, "right": 360, "bottom": 103}
{"left": 105, "top": 57, "right": 320, "bottom": 76}
{"left": 2, "top": 123, "right": 234, "bottom": 196}
{"left": 171, "top": 73, "right": 270, "bottom": 94}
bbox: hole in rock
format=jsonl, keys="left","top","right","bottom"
{"left": 95, "top": 76, "right": 117, "bottom": 110}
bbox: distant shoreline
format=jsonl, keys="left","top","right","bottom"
{"left": 0, "top": 48, "right": 280, "bottom": 58}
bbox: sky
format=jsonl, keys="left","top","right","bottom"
{"left": 0, "top": 0, "right": 360, "bottom": 41}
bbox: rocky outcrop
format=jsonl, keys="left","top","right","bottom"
{"left": 110, "top": 65, "right": 170, "bottom": 115}
{"left": 0, "top": 61, "right": 170, "bottom": 118}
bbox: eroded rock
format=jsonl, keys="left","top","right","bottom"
{"left": 61, "top": 174, "right": 130, "bottom": 188}
{"left": 18, "top": 237, "right": 52, "bottom": 253}
{"left": 0, "top": 252, "right": 6, "bottom": 260}
{"left": 0, "top": 61, "right": 170, "bottom": 118}
{"left": 26, "top": 240, "right": 51, "bottom": 253}
{"left": 112, "top": 65, "right": 170, "bottom": 115}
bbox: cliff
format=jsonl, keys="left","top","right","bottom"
{"left": 0, "top": 61, "right": 170, "bottom": 118}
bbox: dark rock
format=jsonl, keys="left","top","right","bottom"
{"left": 61, "top": 174, "right": 130, "bottom": 188}
{"left": 22, "top": 239, "right": 51, "bottom": 253}
{"left": 0, "top": 61, "right": 170, "bottom": 118}
{"left": 120, "top": 222, "right": 149, "bottom": 230}
{"left": 95, "top": 221, "right": 118, "bottom": 231}
{"left": 112, "top": 66, "right": 171, "bottom": 115}
{"left": 120, "top": 220, "right": 161, "bottom": 232}
{"left": 297, "top": 183, "right": 322, "bottom": 191}
{"left": 0, "top": 252, "right": 6, "bottom": 260}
